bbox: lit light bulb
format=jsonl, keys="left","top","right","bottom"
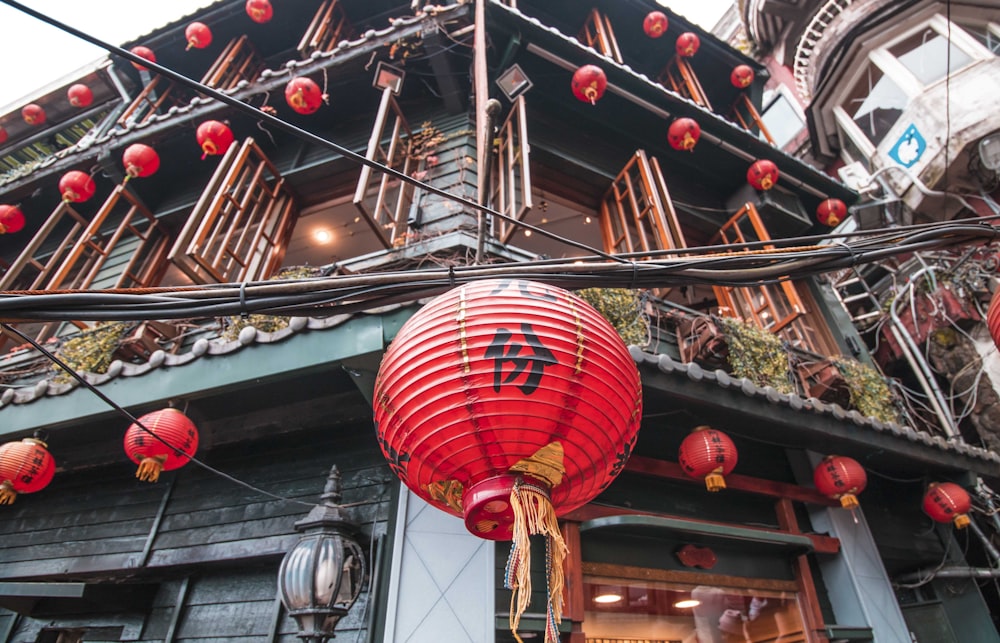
{"left": 312, "top": 228, "right": 333, "bottom": 244}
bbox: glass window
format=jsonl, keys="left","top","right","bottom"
{"left": 583, "top": 575, "right": 806, "bottom": 642}
{"left": 890, "top": 27, "right": 973, "bottom": 85}
{"left": 961, "top": 22, "right": 1000, "bottom": 54}
{"left": 760, "top": 92, "right": 805, "bottom": 149}
{"left": 844, "top": 63, "right": 907, "bottom": 146}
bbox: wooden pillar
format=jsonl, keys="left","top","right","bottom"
{"left": 561, "top": 521, "right": 586, "bottom": 643}
{"left": 775, "top": 498, "right": 830, "bottom": 643}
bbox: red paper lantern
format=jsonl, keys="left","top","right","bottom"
{"left": 987, "top": 286, "right": 1000, "bottom": 352}
{"left": 813, "top": 455, "right": 867, "bottom": 509}
{"left": 0, "top": 437, "right": 56, "bottom": 505}
{"left": 58, "top": 170, "right": 96, "bottom": 203}
{"left": 185, "top": 22, "right": 213, "bottom": 49}
{"left": 196, "top": 120, "right": 235, "bottom": 159}
{"left": 730, "top": 64, "right": 754, "bottom": 89}
{"left": 676, "top": 32, "right": 700, "bottom": 58}
{"left": 246, "top": 0, "right": 273, "bottom": 23}
{"left": 816, "top": 198, "right": 847, "bottom": 227}
{"left": 374, "top": 279, "right": 641, "bottom": 642}
{"left": 0, "top": 205, "right": 25, "bottom": 234}
{"left": 667, "top": 117, "right": 701, "bottom": 151}
{"left": 678, "top": 426, "right": 737, "bottom": 492}
{"left": 747, "top": 159, "right": 779, "bottom": 191}
{"left": 130, "top": 46, "right": 156, "bottom": 71}
{"left": 643, "top": 11, "right": 668, "bottom": 38}
{"left": 67, "top": 83, "right": 94, "bottom": 108}
{"left": 22, "top": 103, "right": 45, "bottom": 126}
{"left": 124, "top": 408, "right": 199, "bottom": 483}
{"left": 571, "top": 65, "right": 607, "bottom": 105}
{"left": 285, "top": 77, "right": 324, "bottom": 115}
{"left": 923, "top": 482, "right": 972, "bottom": 529}
{"left": 0, "top": 126, "right": 7, "bottom": 145}
{"left": 123, "top": 143, "right": 161, "bottom": 178}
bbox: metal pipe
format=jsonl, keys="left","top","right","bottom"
{"left": 969, "top": 517, "right": 1000, "bottom": 566}
{"left": 896, "top": 566, "right": 1000, "bottom": 583}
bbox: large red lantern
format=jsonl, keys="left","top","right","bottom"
{"left": 196, "top": 120, "right": 235, "bottom": 159}
{"left": 923, "top": 482, "right": 972, "bottom": 529}
{"left": 730, "top": 64, "right": 755, "bottom": 89}
{"left": 123, "top": 408, "right": 199, "bottom": 483}
{"left": 123, "top": 143, "right": 161, "bottom": 178}
{"left": 246, "top": 0, "right": 273, "bottom": 23}
{"left": 747, "top": 159, "right": 779, "bottom": 191}
{"left": 571, "top": 65, "right": 607, "bottom": 105}
{"left": 813, "top": 455, "right": 867, "bottom": 509}
{"left": 0, "top": 205, "right": 25, "bottom": 234}
{"left": 185, "top": 22, "right": 213, "bottom": 49}
{"left": 130, "top": 46, "right": 156, "bottom": 71}
{"left": 285, "top": 77, "right": 324, "bottom": 115}
{"left": 374, "top": 279, "right": 642, "bottom": 643}
{"left": 59, "top": 170, "right": 96, "bottom": 203}
{"left": 668, "top": 117, "right": 701, "bottom": 151}
{"left": 816, "top": 198, "right": 847, "bottom": 227}
{"left": 678, "top": 426, "right": 737, "bottom": 492}
{"left": 22, "top": 104, "right": 45, "bottom": 126}
{"left": 67, "top": 83, "right": 94, "bottom": 108}
{"left": 676, "top": 32, "right": 700, "bottom": 58}
{"left": 0, "top": 437, "right": 56, "bottom": 505}
{"left": 643, "top": 11, "right": 668, "bottom": 38}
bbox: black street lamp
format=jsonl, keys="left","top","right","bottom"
{"left": 278, "top": 465, "right": 366, "bottom": 642}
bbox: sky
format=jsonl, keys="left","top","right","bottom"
{"left": 0, "top": 0, "right": 734, "bottom": 110}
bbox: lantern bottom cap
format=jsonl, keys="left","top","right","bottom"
{"left": 954, "top": 514, "right": 971, "bottom": 529}
{"left": 462, "top": 474, "right": 549, "bottom": 541}
{"left": 704, "top": 474, "right": 726, "bottom": 492}
{"left": 839, "top": 494, "right": 860, "bottom": 510}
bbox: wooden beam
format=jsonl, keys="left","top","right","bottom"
{"left": 626, "top": 455, "right": 839, "bottom": 507}
{"left": 776, "top": 498, "right": 830, "bottom": 643}
{"left": 582, "top": 561, "right": 799, "bottom": 593}
{"left": 561, "top": 522, "right": 584, "bottom": 622}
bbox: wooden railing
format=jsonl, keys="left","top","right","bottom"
{"left": 298, "top": 0, "right": 353, "bottom": 58}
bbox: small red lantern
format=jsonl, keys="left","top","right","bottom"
{"left": 374, "top": 279, "right": 642, "bottom": 642}
{"left": 124, "top": 408, "right": 199, "bottom": 483}
{"left": 0, "top": 126, "right": 7, "bottom": 145}
{"left": 130, "top": 46, "right": 156, "bottom": 71}
{"left": 285, "top": 77, "right": 324, "bottom": 115}
{"left": 676, "top": 32, "right": 700, "bottom": 58}
{"left": 678, "top": 426, "right": 737, "bottom": 492}
{"left": 816, "top": 198, "right": 847, "bottom": 227}
{"left": 58, "top": 170, "right": 96, "bottom": 203}
{"left": 747, "top": 159, "right": 779, "bottom": 191}
{"left": 730, "top": 64, "right": 755, "bottom": 89}
{"left": 67, "top": 83, "right": 94, "bottom": 108}
{"left": 987, "top": 286, "right": 1000, "bottom": 352}
{"left": 246, "top": 0, "right": 273, "bottom": 23}
{"left": 22, "top": 104, "right": 45, "bottom": 126}
{"left": 571, "top": 65, "right": 607, "bottom": 105}
{"left": 668, "top": 117, "right": 701, "bottom": 151}
{"left": 196, "top": 120, "right": 235, "bottom": 159}
{"left": 813, "top": 455, "right": 867, "bottom": 509}
{"left": 185, "top": 22, "right": 213, "bottom": 50}
{"left": 0, "top": 437, "right": 56, "bottom": 505}
{"left": 123, "top": 143, "right": 160, "bottom": 178}
{"left": 643, "top": 11, "right": 668, "bottom": 38}
{"left": 923, "top": 482, "right": 972, "bottom": 529}
{"left": 0, "top": 205, "right": 25, "bottom": 234}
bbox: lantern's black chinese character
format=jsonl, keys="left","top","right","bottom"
{"left": 488, "top": 279, "right": 557, "bottom": 302}
{"left": 485, "top": 323, "right": 557, "bottom": 394}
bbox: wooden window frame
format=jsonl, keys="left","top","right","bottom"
{"left": 200, "top": 35, "right": 265, "bottom": 91}
{"left": 168, "top": 138, "right": 297, "bottom": 284}
{"left": 491, "top": 95, "right": 532, "bottom": 243}
{"left": 353, "top": 87, "right": 416, "bottom": 249}
{"left": 297, "top": 0, "right": 353, "bottom": 58}
{"left": 657, "top": 57, "right": 712, "bottom": 109}
{"left": 578, "top": 8, "right": 623, "bottom": 63}
{"left": 731, "top": 93, "right": 775, "bottom": 145}
{"left": 117, "top": 75, "right": 184, "bottom": 128}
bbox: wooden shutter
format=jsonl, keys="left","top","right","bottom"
{"left": 657, "top": 57, "right": 712, "bottom": 109}
{"left": 168, "top": 138, "right": 297, "bottom": 284}
{"left": 201, "top": 36, "right": 265, "bottom": 91}
{"left": 600, "top": 150, "right": 687, "bottom": 256}
{"left": 298, "top": 0, "right": 353, "bottom": 58}
{"left": 492, "top": 96, "right": 532, "bottom": 243}
{"left": 353, "top": 87, "right": 416, "bottom": 249}
{"left": 578, "top": 8, "right": 623, "bottom": 63}
{"left": 117, "top": 76, "right": 183, "bottom": 128}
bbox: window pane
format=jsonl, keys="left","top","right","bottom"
{"left": 960, "top": 22, "right": 1000, "bottom": 54}
{"left": 760, "top": 93, "right": 805, "bottom": 148}
{"left": 844, "top": 64, "right": 906, "bottom": 145}
{"left": 891, "top": 27, "right": 973, "bottom": 85}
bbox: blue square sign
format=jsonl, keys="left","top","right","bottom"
{"left": 888, "top": 124, "right": 926, "bottom": 168}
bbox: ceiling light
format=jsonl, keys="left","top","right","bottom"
{"left": 674, "top": 599, "right": 701, "bottom": 609}
{"left": 312, "top": 228, "right": 333, "bottom": 244}
{"left": 593, "top": 593, "right": 623, "bottom": 604}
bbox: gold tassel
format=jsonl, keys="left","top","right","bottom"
{"left": 506, "top": 478, "right": 567, "bottom": 643}
{"left": 705, "top": 471, "right": 727, "bottom": 492}
{"left": 135, "top": 456, "right": 166, "bottom": 482}
{"left": 0, "top": 481, "right": 16, "bottom": 505}
{"left": 839, "top": 494, "right": 859, "bottom": 510}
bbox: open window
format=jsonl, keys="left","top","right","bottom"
{"left": 298, "top": 0, "right": 354, "bottom": 58}
{"left": 600, "top": 150, "right": 686, "bottom": 257}
{"left": 658, "top": 58, "right": 711, "bottom": 109}
{"left": 578, "top": 8, "right": 623, "bottom": 63}
{"left": 353, "top": 87, "right": 416, "bottom": 249}
{"left": 491, "top": 96, "right": 532, "bottom": 243}
{"left": 168, "top": 138, "right": 297, "bottom": 283}
{"left": 730, "top": 93, "right": 775, "bottom": 145}
{"left": 200, "top": 35, "right": 265, "bottom": 91}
